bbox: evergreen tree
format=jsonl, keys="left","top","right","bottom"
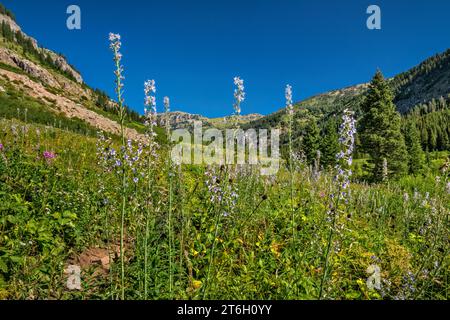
{"left": 303, "top": 119, "right": 320, "bottom": 165}
{"left": 0, "top": 4, "right": 15, "bottom": 21}
{"left": 320, "top": 118, "right": 339, "bottom": 168}
{"left": 442, "top": 130, "right": 450, "bottom": 150}
{"left": 429, "top": 127, "right": 437, "bottom": 150}
{"left": 421, "top": 127, "right": 429, "bottom": 150}
{"left": 45, "top": 54, "right": 54, "bottom": 67}
{"left": 360, "top": 70, "right": 408, "bottom": 181}
{"left": 404, "top": 121, "right": 424, "bottom": 175}
{"left": 1, "top": 21, "right": 14, "bottom": 42}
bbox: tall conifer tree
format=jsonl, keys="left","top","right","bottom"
{"left": 303, "top": 119, "right": 321, "bottom": 165}
{"left": 320, "top": 118, "right": 339, "bottom": 168}
{"left": 360, "top": 70, "right": 408, "bottom": 181}
{"left": 404, "top": 121, "right": 424, "bottom": 174}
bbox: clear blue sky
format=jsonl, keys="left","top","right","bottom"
{"left": 3, "top": 0, "right": 450, "bottom": 117}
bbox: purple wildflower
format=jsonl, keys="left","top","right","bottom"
{"left": 43, "top": 151, "right": 56, "bottom": 160}
{"left": 144, "top": 80, "right": 158, "bottom": 139}
{"left": 205, "top": 166, "right": 239, "bottom": 214}
{"left": 109, "top": 33, "right": 125, "bottom": 105}
{"left": 334, "top": 109, "right": 356, "bottom": 201}
{"left": 400, "top": 272, "right": 416, "bottom": 297}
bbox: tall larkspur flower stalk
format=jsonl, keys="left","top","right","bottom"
{"left": 164, "top": 96, "right": 171, "bottom": 138}
{"left": 163, "top": 94, "right": 175, "bottom": 298}
{"left": 233, "top": 77, "right": 245, "bottom": 116}
{"left": 143, "top": 79, "right": 156, "bottom": 149}
{"left": 319, "top": 108, "right": 356, "bottom": 299}
{"left": 144, "top": 80, "right": 158, "bottom": 154}
{"left": 95, "top": 131, "right": 117, "bottom": 295}
{"left": 285, "top": 85, "right": 293, "bottom": 116}
{"left": 230, "top": 77, "right": 246, "bottom": 164}
{"left": 109, "top": 32, "right": 127, "bottom": 300}
{"left": 144, "top": 80, "right": 156, "bottom": 107}
{"left": 109, "top": 33, "right": 125, "bottom": 114}
{"left": 334, "top": 109, "right": 356, "bottom": 201}
{"left": 143, "top": 79, "right": 159, "bottom": 298}
{"left": 203, "top": 165, "right": 224, "bottom": 299}
{"left": 285, "top": 85, "right": 296, "bottom": 238}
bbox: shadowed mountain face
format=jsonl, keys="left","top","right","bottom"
{"left": 393, "top": 49, "right": 450, "bottom": 113}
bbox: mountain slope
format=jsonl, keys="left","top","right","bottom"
{"left": 245, "top": 49, "right": 450, "bottom": 134}
{"left": 1, "top": 3, "right": 448, "bottom": 143}
{"left": 0, "top": 12, "right": 82, "bottom": 83}
{"left": 157, "top": 111, "right": 264, "bottom": 130}
{"left": 393, "top": 49, "right": 450, "bottom": 113}
{"left": 0, "top": 9, "right": 145, "bottom": 140}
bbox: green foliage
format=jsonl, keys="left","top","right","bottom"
{"left": 0, "top": 66, "right": 149, "bottom": 142}
{"left": 320, "top": 117, "right": 339, "bottom": 168}
{"left": 303, "top": 119, "right": 321, "bottom": 165}
{"left": 393, "top": 49, "right": 450, "bottom": 113}
{"left": 359, "top": 70, "right": 409, "bottom": 181}
{"left": 0, "top": 89, "right": 99, "bottom": 137}
{"left": 0, "top": 118, "right": 448, "bottom": 300}
{"left": 93, "top": 88, "right": 142, "bottom": 123}
{"left": 1, "top": 21, "right": 13, "bottom": 42}
{"left": 0, "top": 4, "right": 448, "bottom": 298}
{"left": 404, "top": 98, "right": 450, "bottom": 152}
{"left": 403, "top": 121, "right": 425, "bottom": 175}
{"left": 245, "top": 49, "right": 450, "bottom": 162}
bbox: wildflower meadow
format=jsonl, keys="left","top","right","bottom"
{"left": 0, "top": 31, "right": 448, "bottom": 302}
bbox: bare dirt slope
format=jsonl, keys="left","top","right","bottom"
{"left": 0, "top": 68, "right": 144, "bottom": 141}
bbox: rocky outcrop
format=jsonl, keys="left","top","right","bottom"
{"left": 0, "top": 68, "right": 144, "bottom": 141}
{"left": 236, "top": 113, "right": 264, "bottom": 122}
{"left": 0, "top": 47, "right": 60, "bottom": 87}
{"left": 0, "top": 13, "right": 22, "bottom": 33}
{"left": 157, "top": 111, "right": 264, "bottom": 130}
{"left": 43, "top": 49, "right": 83, "bottom": 84}
{"left": 0, "top": 10, "right": 143, "bottom": 140}
{"left": 157, "top": 111, "right": 210, "bottom": 129}
{"left": 0, "top": 47, "right": 90, "bottom": 100}
{"left": 0, "top": 13, "right": 38, "bottom": 49}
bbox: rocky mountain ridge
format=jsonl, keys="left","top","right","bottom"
{"left": 0, "top": 11, "right": 144, "bottom": 140}
{"left": 0, "top": 13, "right": 82, "bottom": 83}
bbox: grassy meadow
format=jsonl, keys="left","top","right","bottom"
{"left": 0, "top": 115, "right": 448, "bottom": 300}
